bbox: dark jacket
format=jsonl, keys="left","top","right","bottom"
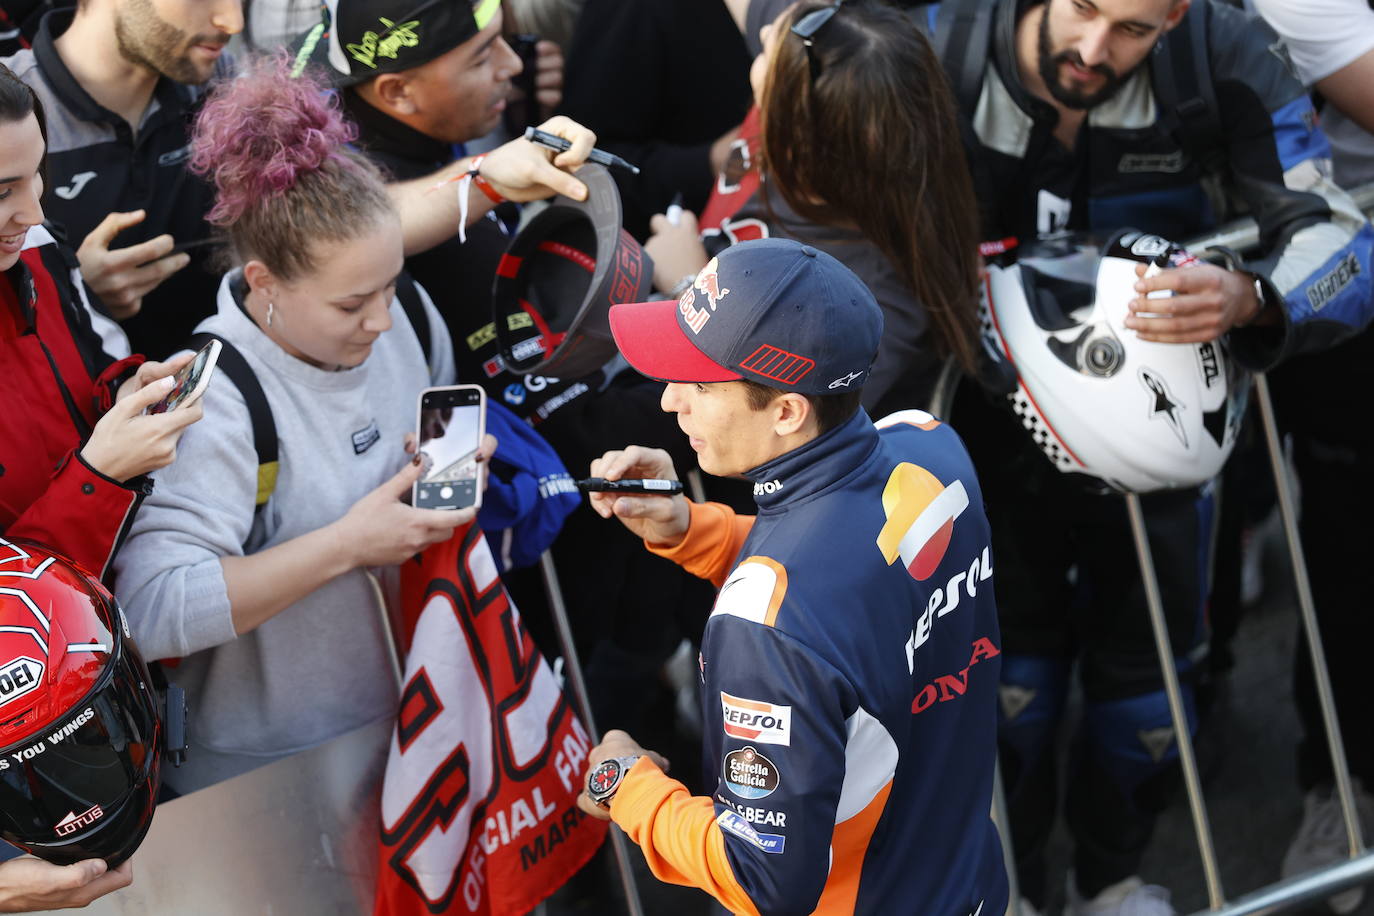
{"left": 558, "top": 0, "right": 753, "bottom": 240}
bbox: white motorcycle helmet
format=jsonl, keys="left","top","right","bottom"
{"left": 982, "top": 230, "right": 1250, "bottom": 493}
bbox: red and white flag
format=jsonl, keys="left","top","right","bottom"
{"left": 375, "top": 524, "right": 605, "bottom": 916}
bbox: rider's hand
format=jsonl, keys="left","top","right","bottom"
{"left": 587, "top": 446, "right": 690, "bottom": 548}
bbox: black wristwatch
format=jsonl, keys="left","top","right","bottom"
{"left": 587, "top": 755, "right": 641, "bottom": 809}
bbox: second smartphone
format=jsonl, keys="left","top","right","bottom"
{"left": 413, "top": 385, "right": 486, "bottom": 511}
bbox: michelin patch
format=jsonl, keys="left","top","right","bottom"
{"left": 716, "top": 810, "right": 785, "bottom": 854}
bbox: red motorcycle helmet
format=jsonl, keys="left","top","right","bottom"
{"left": 0, "top": 537, "right": 163, "bottom": 866}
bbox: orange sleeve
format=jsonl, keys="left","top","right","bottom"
{"left": 646, "top": 501, "right": 755, "bottom": 588}
{"left": 611, "top": 758, "right": 761, "bottom": 916}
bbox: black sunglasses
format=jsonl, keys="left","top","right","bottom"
{"left": 790, "top": 0, "right": 848, "bottom": 83}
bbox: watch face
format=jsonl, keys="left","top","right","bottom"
{"left": 589, "top": 759, "right": 621, "bottom": 796}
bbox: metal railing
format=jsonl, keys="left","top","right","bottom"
{"left": 1170, "top": 183, "right": 1373, "bottom": 916}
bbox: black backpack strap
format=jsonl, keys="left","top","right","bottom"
{"left": 1152, "top": 2, "right": 1224, "bottom": 176}
{"left": 931, "top": 0, "right": 995, "bottom": 118}
{"left": 394, "top": 272, "right": 433, "bottom": 369}
{"left": 189, "top": 333, "right": 278, "bottom": 514}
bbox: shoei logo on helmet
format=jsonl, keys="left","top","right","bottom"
{"left": 53, "top": 804, "right": 104, "bottom": 838}
{"left": 0, "top": 657, "right": 43, "bottom": 707}
{"left": 876, "top": 463, "right": 970, "bottom": 581}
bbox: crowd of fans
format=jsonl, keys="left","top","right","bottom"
{"left": 0, "top": 0, "right": 1371, "bottom": 911}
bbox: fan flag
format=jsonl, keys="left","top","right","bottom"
{"left": 374, "top": 523, "right": 606, "bottom": 915}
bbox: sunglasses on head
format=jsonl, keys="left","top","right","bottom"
{"left": 790, "top": 0, "right": 848, "bottom": 83}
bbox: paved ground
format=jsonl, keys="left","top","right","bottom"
{"left": 547, "top": 521, "right": 1369, "bottom": 916}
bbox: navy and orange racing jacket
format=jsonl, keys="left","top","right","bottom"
{"left": 610, "top": 409, "right": 1008, "bottom": 915}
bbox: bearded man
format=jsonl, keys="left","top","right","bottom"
{"left": 2, "top": 0, "right": 241, "bottom": 357}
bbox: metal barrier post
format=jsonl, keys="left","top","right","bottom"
{"left": 991, "top": 762, "right": 1022, "bottom": 916}
{"left": 1253, "top": 373, "right": 1364, "bottom": 858}
{"left": 1124, "top": 492, "right": 1225, "bottom": 910}
{"left": 539, "top": 550, "right": 648, "bottom": 916}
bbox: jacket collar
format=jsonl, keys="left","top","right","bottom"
{"left": 745, "top": 408, "right": 878, "bottom": 511}
{"left": 992, "top": 0, "right": 1059, "bottom": 122}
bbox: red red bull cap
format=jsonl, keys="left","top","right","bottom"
{"left": 609, "top": 238, "right": 883, "bottom": 395}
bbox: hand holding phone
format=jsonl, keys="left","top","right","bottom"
{"left": 145, "top": 339, "right": 220, "bottom": 415}
{"left": 413, "top": 385, "right": 487, "bottom": 510}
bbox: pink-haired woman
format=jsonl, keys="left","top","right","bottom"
{"left": 112, "top": 60, "right": 476, "bottom": 794}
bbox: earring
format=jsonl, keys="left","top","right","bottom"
{"left": 266, "top": 301, "right": 275, "bottom": 328}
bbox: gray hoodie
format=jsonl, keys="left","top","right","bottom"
{"left": 114, "top": 271, "right": 455, "bottom": 793}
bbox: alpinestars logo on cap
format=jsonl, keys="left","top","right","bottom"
{"left": 678, "top": 257, "right": 731, "bottom": 334}
{"left": 876, "top": 463, "right": 969, "bottom": 581}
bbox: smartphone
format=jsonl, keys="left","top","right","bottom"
{"left": 170, "top": 236, "right": 218, "bottom": 257}
{"left": 413, "top": 385, "right": 486, "bottom": 510}
{"left": 146, "top": 338, "right": 221, "bottom": 415}
{"left": 136, "top": 236, "right": 217, "bottom": 269}
{"left": 503, "top": 33, "right": 543, "bottom": 136}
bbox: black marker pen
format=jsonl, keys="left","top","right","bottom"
{"left": 524, "top": 127, "right": 642, "bottom": 175}
{"left": 576, "top": 477, "right": 684, "bottom": 495}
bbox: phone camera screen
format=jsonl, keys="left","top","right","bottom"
{"left": 415, "top": 393, "right": 482, "bottom": 510}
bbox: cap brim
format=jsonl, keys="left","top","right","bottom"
{"left": 609, "top": 300, "right": 740, "bottom": 384}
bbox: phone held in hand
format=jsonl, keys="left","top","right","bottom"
{"left": 413, "top": 385, "right": 487, "bottom": 511}
{"left": 503, "top": 33, "right": 542, "bottom": 136}
{"left": 146, "top": 338, "right": 221, "bottom": 415}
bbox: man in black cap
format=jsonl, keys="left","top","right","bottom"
{"left": 577, "top": 238, "right": 1008, "bottom": 915}
{"left": 295, "top": 0, "right": 588, "bottom": 419}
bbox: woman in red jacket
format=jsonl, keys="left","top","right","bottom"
{"left": 0, "top": 63, "right": 201, "bottom": 584}
{"left": 0, "top": 61, "right": 201, "bottom": 910}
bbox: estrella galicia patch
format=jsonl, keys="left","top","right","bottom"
{"left": 723, "top": 745, "right": 779, "bottom": 799}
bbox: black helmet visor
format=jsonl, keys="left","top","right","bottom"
{"left": 0, "top": 642, "right": 160, "bottom": 864}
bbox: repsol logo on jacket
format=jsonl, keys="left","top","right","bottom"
{"left": 720, "top": 692, "right": 791, "bottom": 745}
